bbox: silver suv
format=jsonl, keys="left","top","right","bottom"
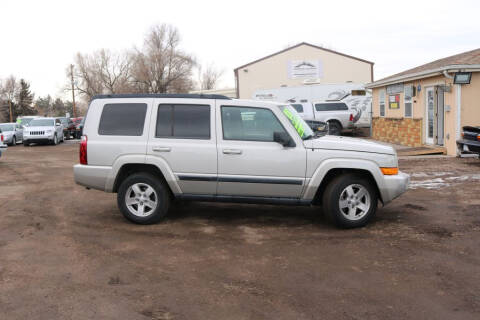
{"left": 74, "top": 94, "right": 409, "bottom": 228}
{"left": 23, "top": 117, "right": 64, "bottom": 146}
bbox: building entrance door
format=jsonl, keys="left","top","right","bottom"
{"left": 425, "top": 87, "right": 435, "bottom": 145}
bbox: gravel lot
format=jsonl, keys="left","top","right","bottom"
{"left": 0, "top": 143, "right": 479, "bottom": 320}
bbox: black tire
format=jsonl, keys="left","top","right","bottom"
{"left": 322, "top": 173, "right": 378, "bottom": 228}
{"left": 10, "top": 136, "right": 16, "bottom": 146}
{"left": 23, "top": 141, "right": 30, "bottom": 146}
{"left": 117, "top": 173, "right": 171, "bottom": 224}
{"left": 328, "top": 121, "right": 342, "bottom": 136}
{"left": 52, "top": 134, "right": 58, "bottom": 145}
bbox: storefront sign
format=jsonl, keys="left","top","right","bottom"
{"left": 287, "top": 60, "right": 323, "bottom": 79}
{"left": 389, "top": 94, "right": 400, "bottom": 109}
{"left": 386, "top": 83, "right": 404, "bottom": 95}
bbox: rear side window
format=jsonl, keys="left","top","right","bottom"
{"left": 315, "top": 103, "right": 349, "bottom": 111}
{"left": 156, "top": 104, "right": 210, "bottom": 139}
{"left": 291, "top": 104, "right": 304, "bottom": 113}
{"left": 98, "top": 103, "right": 147, "bottom": 136}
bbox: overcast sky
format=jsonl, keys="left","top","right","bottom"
{"left": 1, "top": 0, "right": 479, "bottom": 98}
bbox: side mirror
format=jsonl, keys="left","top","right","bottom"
{"left": 273, "top": 131, "right": 295, "bottom": 147}
{"left": 56, "top": 123, "right": 61, "bottom": 127}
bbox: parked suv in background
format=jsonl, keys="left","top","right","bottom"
{"left": 0, "top": 128, "right": 7, "bottom": 158}
{"left": 0, "top": 123, "right": 23, "bottom": 145}
{"left": 58, "top": 117, "right": 75, "bottom": 140}
{"left": 74, "top": 94, "right": 409, "bottom": 228}
{"left": 23, "top": 117, "right": 64, "bottom": 146}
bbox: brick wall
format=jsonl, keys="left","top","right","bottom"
{"left": 372, "top": 117, "right": 423, "bottom": 147}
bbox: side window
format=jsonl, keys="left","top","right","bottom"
{"left": 314, "top": 103, "right": 349, "bottom": 111}
{"left": 379, "top": 90, "right": 386, "bottom": 117}
{"left": 221, "top": 106, "right": 286, "bottom": 142}
{"left": 98, "top": 103, "right": 147, "bottom": 136}
{"left": 155, "top": 104, "right": 210, "bottom": 139}
{"left": 291, "top": 104, "right": 304, "bottom": 113}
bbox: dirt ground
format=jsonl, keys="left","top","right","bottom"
{"left": 0, "top": 143, "right": 479, "bottom": 320}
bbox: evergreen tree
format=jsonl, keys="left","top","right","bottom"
{"left": 15, "top": 79, "right": 36, "bottom": 116}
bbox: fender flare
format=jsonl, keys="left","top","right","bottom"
{"left": 104, "top": 154, "right": 181, "bottom": 194}
{"left": 302, "top": 158, "right": 387, "bottom": 201}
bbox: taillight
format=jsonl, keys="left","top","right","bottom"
{"left": 349, "top": 114, "right": 354, "bottom": 122}
{"left": 0, "top": 134, "right": 3, "bottom": 142}
{"left": 79, "top": 135, "right": 88, "bottom": 165}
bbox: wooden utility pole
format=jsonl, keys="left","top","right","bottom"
{"left": 8, "top": 99, "right": 13, "bottom": 122}
{"left": 70, "top": 64, "right": 77, "bottom": 118}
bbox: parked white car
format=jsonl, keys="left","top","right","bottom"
{"left": 74, "top": 94, "right": 409, "bottom": 228}
{"left": 0, "top": 123, "right": 24, "bottom": 145}
{"left": 23, "top": 117, "right": 64, "bottom": 146}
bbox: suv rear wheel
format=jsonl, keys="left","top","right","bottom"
{"left": 322, "top": 173, "right": 377, "bottom": 228}
{"left": 117, "top": 173, "right": 170, "bottom": 224}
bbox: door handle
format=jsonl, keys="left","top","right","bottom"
{"left": 152, "top": 146, "right": 171, "bottom": 152}
{"left": 223, "top": 149, "right": 242, "bottom": 155}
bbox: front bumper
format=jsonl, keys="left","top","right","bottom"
{"left": 381, "top": 171, "right": 410, "bottom": 204}
{"left": 24, "top": 135, "right": 55, "bottom": 143}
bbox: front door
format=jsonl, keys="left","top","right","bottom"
{"left": 425, "top": 87, "right": 435, "bottom": 144}
{"left": 216, "top": 102, "right": 306, "bottom": 198}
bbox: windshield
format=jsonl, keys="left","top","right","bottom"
{"left": 20, "top": 118, "right": 34, "bottom": 126}
{"left": 60, "top": 118, "right": 69, "bottom": 125}
{"left": 0, "top": 124, "right": 15, "bottom": 132}
{"left": 278, "top": 105, "right": 314, "bottom": 140}
{"left": 29, "top": 119, "right": 54, "bottom": 127}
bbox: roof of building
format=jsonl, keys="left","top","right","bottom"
{"left": 234, "top": 42, "right": 374, "bottom": 72}
{"left": 368, "top": 48, "right": 480, "bottom": 88}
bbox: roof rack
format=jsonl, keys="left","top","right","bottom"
{"left": 91, "top": 93, "right": 231, "bottom": 100}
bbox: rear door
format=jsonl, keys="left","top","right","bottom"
{"left": 216, "top": 100, "right": 306, "bottom": 198}
{"left": 147, "top": 98, "right": 217, "bottom": 195}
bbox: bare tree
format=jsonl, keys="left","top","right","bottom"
{"left": 0, "top": 76, "right": 18, "bottom": 121}
{"left": 72, "top": 49, "right": 133, "bottom": 100}
{"left": 197, "top": 63, "right": 223, "bottom": 90}
{"left": 131, "top": 24, "right": 196, "bottom": 93}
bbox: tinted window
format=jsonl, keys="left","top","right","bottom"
{"left": 315, "top": 103, "right": 349, "bottom": 111}
{"left": 156, "top": 104, "right": 210, "bottom": 139}
{"left": 98, "top": 103, "right": 147, "bottom": 136}
{"left": 221, "top": 106, "right": 286, "bottom": 142}
{"left": 291, "top": 104, "right": 304, "bottom": 113}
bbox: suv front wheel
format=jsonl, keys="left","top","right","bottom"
{"left": 322, "top": 173, "right": 378, "bottom": 228}
{"left": 117, "top": 173, "right": 171, "bottom": 224}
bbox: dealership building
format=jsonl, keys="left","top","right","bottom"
{"left": 366, "top": 48, "right": 480, "bottom": 156}
{"left": 234, "top": 42, "right": 374, "bottom": 99}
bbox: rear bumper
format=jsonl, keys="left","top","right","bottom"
{"left": 74, "top": 164, "right": 112, "bottom": 191}
{"left": 457, "top": 139, "right": 480, "bottom": 154}
{"left": 381, "top": 172, "right": 410, "bottom": 204}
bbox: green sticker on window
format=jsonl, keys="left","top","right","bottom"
{"left": 283, "top": 108, "right": 305, "bottom": 137}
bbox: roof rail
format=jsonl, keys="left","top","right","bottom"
{"left": 91, "top": 93, "right": 231, "bottom": 100}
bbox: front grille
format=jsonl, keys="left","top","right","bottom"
{"left": 30, "top": 131, "right": 45, "bottom": 135}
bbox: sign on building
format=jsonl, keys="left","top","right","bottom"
{"left": 287, "top": 60, "right": 323, "bottom": 79}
